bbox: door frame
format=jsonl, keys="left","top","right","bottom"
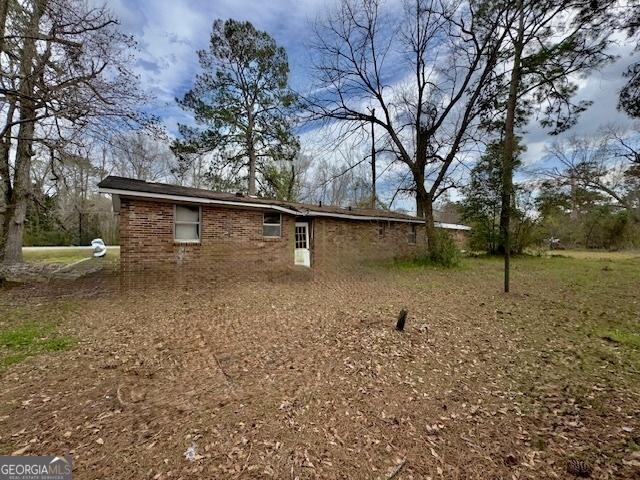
{"left": 294, "top": 221, "right": 311, "bottom": 267}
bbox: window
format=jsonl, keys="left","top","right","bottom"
{"left": 295, "top": 224, "right": 308, "bottom": 249}
{"left": 175, "top": 205, "right": 200, "bottom": 242}
{"left": 378, "top": 221, "right": 386, "bottom": 238}
{"left": 408, "top": 224, "right": 417, "bottom": 244}
{"left": 263, "top": 213, "right": 281, "bottom": 237}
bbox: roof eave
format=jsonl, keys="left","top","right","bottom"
{"left": 98, "top": 187, "right": 301, "bottom": 216}
{"left": 304, "top": 209, "right": 425, "bottom": 224}
{"left": 434, "top": 222, "right": 472, "bottom": 231}
{"left": 99, "top": 187, "right": 427, "bottom": 223}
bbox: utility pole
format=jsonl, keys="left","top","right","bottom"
{"left": 370, "top": 108, "right": 376, "bottom": 209}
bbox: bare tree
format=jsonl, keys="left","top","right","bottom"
{"left": 169, "top": 151, "right": 209, "bottom": 188}
{"left": 544, "top": 127, "right": 640, "bottom": 222}
{"left": 109, "top": 132, "right": 174, "bottom": 182}
{"left": 0, "top": 0, "right": 151, "bottom": 263}
{"left": 305, "top": 0, "right": 513, "bottom": 248}
{"left": 26, "top": 138, "right": 119, "bottom": 246}
{"left": 300, "top": 145, "right": 378, "bottom": 207}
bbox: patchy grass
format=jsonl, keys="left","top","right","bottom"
{"left": 22, "top": 248, "right": 91, "bottom": 264}
{"left": 385, "top": 255, "right": 464, "bottom": 270}
{"left": 0, "top": 303, "right": 76, "bottom": 372}
{"left": 22, "top": 246, "right": 120, "bottom": 264}
{"left": 600, "top": 328, "right": 640, "bottom": 350}
{"left": 0, "top": 252, "right": 638, "bottom": 478}
{"left": 546, "top": 249, "right": 640, "bottom": 261}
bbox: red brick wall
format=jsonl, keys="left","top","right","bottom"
{"left": 449, "top": 229, "right": 470, "bottom": 249}
{"left": 311, "top": 217, "right": 427, "bottom": 270}
{"left": 118, "top": 198, "right": 439, "bottom": 276}
{"left": 119, "top": 198, "right": 294, "bottom": 276}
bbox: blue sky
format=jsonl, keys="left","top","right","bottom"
{"left": 105, "top": 0, "right": 638, "bottom": 199}
{"left": 106, "top": 0, "right": 330, "bottom": 133}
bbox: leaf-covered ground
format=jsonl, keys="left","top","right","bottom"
{"left": 0, "top": 254, "right": 639, "bottom": 479}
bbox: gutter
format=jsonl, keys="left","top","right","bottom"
{"left": 434, "top": 222, "right": 471, "bottom": 231}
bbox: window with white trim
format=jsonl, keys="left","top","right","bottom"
{"left": 175, "top": 205, "right": 200, "bottom": 242}
{"left": 263, "top": 213, "right": 281, "bottom": 237}
{"left": 408, "top": 224, "right": 417, "bottom": 244}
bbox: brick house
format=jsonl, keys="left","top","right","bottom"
{"left": 98, "top": 176, "right": 470, "bottom": 276}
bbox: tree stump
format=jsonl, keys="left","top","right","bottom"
{"left": 396, "top": 309, "right": 408, "bottom": 331}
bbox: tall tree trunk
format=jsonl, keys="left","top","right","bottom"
{"left": 0, "top": 101, "right": 16, "bottom": 239}
{"left": 500, "top": 1, "right": 524, "bottom": 293}
{"left": 247, "top": 110, "right": 256, "bottom": 196}
{"left": 370, "top": 108, "right": 376, "bottom": 208}
{"left": 3, "top": 114, "right": 35, "bottom": 263}
{"left": 78, "top": 210, "right": 83, "bottom": 244}
{"left": 1, "top": 0, "right": 45, "bottom": 263}
{"left": 416, "top": 182, "right": 436, "bottom": 250}
{"left": 423, "top": 197, "right": 436, "bottom": 250}
{"left": 414, "top": 122, "right": 439, "bottom": 251}
{"left": 288, "top": 163, "right": 295, "bottom": 201}
{"left": 247, "top": 144, "right": 257, "bottom": 196}
{"left": 0, "top": 0, "right": 9, "bottom": 56}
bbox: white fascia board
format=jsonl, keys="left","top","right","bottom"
{"left": 111, "top": 194, "right": 121, "bottom": 213}
{"left": 304, "top": 210, "right": 425, "bottom": 224}
{"left": 435, "top": 222, "right": 471, "bottom": 231}
{"left": 99, "top": 187, "right": 432, "bottom": 224}
{"left": 98, "top": 188, "right": 301, "bottom": 216}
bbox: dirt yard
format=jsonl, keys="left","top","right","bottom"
{"left": 1, "top": 254, "right": 639, "bottom": 479}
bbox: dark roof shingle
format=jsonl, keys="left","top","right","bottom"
{"left": 98, "top": 176, "right": 423, "bottom": 222}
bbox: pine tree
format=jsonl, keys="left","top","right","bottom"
{"left": 461, "top": 141, "right": 522, "bottom": 254}
{"left": 174, "top": 19, "right": 299, "bottom": 196}
{"left": 484, "top": 0, "right": 615, "bottom": 291}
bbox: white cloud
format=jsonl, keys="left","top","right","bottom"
{"left": 521, "top": 42, "right": 637, "bottom": 166}
{"left": 104, "top": 0, "right": 639, "bottom": 209}
{"left": 104, "top": 0, "right": 334, "bottom": 133}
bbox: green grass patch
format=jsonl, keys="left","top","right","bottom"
{"left": 456, "top": 252, "right": 640, "bottom": 384}
{"left": 0, "top": 302, "right": 77, "bottom": 373}
{"left": 0, "top": 353, "right": 28, "bottom": 370}
{"left": 600, "top": 328, "right": 640, "bottom": 350}
{"left": 22, "top": 248, "right": 91, "bottom": 264}
{"left": 546, "top": 249, "right": 640, "bottom": 261}
{"left": 390, "top": 256, "right": 450, "bottom": 270}
{"left": 380, "top": 256, "right": 469, "bottom": 271}
{"left": 22, "top": 247, "right": 120, "bottom": 266}
{"left": 0, "top": 323, "right": 74, "bottom": 351}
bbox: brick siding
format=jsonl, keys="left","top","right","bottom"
{"left": 311, "top": 217, "right": 426, "bottom": 270}
{"left": 118, "top": 198, "right": 432, "bottom": 276}
{"left": 119, "top": 198, "right": 294, "bottom": 277}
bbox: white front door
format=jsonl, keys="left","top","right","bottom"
{"left": 294, "top": 222, "right": 311, "bottom": 267}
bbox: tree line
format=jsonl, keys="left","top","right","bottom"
{"left": 0, "top": 0, "right": 154, "bottom": 260}
{"left": 459, "top": 125, "right": 640, "bottom": 254}
{"left": 1, "top": 0, "right": 640, "bottom": 285}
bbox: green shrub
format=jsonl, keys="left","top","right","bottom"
{"left": 429, "top": 230, "right": 461, "bottom": 267}
{"left": 23, "top": 229, "right": 72, "bottom": 246}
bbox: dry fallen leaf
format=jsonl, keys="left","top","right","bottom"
{"left": 11, "top": 445, "right": 30, "bottom": 456}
